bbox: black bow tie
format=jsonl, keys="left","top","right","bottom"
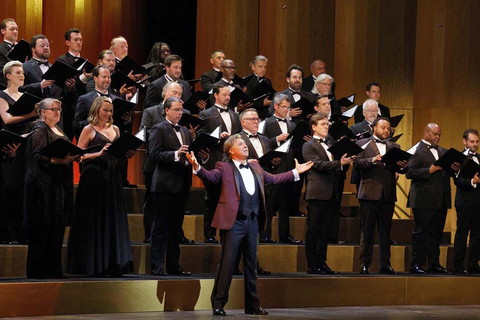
{"left": 257, "top": 76, "right": 265, "bottom": 81}
{"left": 315, "top": 138, "right": 326, "bottom": 144}
{"left": 248, "top": 134, "right": 258, "bottom": 139}
{"left": 469, "top": 153, "right": 477, "bottom": 158}
{"left": 427, "top": 145, "right": 438, "bottom": 150}
{"left": 275, "top": 117, "right": 287, "bottom": 123}
{"left": 36, "top": 60, "right": 49, "bottom": 67}
{"left": 217, "top": 107, "right": 228, "bottom": 113}
{"left": 239, "top": 163, "right": 250, "bottom": 169}
{"left": 375, "top": 139, "right": 387, "bottom": 145}
{"left": 171, "top": 124, "right": 180, "bottom": 132}
{"left": 96, "top": 91, "right": 110, "bottom": 98}
{"left": 290, "top": 90, "right": 301, "bottom": 95}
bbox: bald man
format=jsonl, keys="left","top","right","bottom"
{"left": 406, "top": 123, "right": 459, "bottom": 274}
{"left": 302, "top": 60, "right": 335, "bottom": 95}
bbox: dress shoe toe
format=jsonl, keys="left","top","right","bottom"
{"left": 259, "top": 237, "right": 276, "bottom": 243}
{"left": 213, "top": 308, "right": 226, "bottom": 316}
{"left": 409, "top": 265, "right": 427, "bottom": 274}
{"left": 234, "top": 269, "right": 243, "bottom": 275}
{"left": 453, "top": 267, "right": 468, "bottom": 274}
{"left": 280, "top": 236, "right": 303, "bottom": 245}
{"left": 379, "top": 266, "right": 397, "bottom": 275}
{"left": 169, "top": 268, "right": 192, "bottom": 276}
{"left": 307, "top": 267, "right": 321, "bottom": 274}
{"left": 151, "top": 268, "right": 168, "bottom": 276}
{"left": 245, "top": 307, "right": 268, "bottom": 315}
{"left": 205, "top": 237, "right": 219, "bottom": 244}
{"left": 360, "top": 266, "right": 369, "bottom": 274}
{"left": 428, "top": 265, "right": 449, "bottom": 274}
{"left": 180, "top": 237, "right": 195, "bottom": 245}
{"left": 257, "top": 267, "right": 271, "bottom": 275}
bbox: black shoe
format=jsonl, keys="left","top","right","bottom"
{"left": 319, "top": 264, "right": 339, "bottom": 275}
{"left": 180, "top": 237, "right": 195, "bottom": 245}
{"left": 379, "top": 266, "right": 397, "bottom": 275}
{"left": 151, "top": 268, "right": 168, "bottom": 276}
{"left": 245, "top": 307, "right": 268, "bottom": 315}
{"left": 1, "top": 240, "right": 13, "bottom": 245}
{"left": 339, "top": 211, "right": 348, "bottom": 218}
{"left": 409, "top": 265, "right": 427, "bottom": 274}
{"left": 123, "top": 181, "right": 138, "bottom": 188}
{"left": 360, "top": 266, "right": 369, "bottom": 274}
{"left": 205, "top": 237, "right": 219, "bottom": 243}
{"left": 143, "top": 238, "right": 151, "bottom": 244}
{"left": 168, "top": 268, "right": 192, "bottom": 276}
{"left": 279, "top": 236, "right": 304, "bottom": 245}
{"left": 328, "top": 239, "right": 346, "bottom": 245}
{"left": 257, "top": 267, "right": 271, "bottom": 275}
{"left": 184, "top": 210, "right": 192, "bottom": 215}
{"left": 234, "top": 269, "right": 243, "bottom": 275}
{"left": 307, "top": 267, "right": 321, "bottom": 274}
{"left": 390, "top": 239, "right": 397, "bottom": 245}
{"left": 213, "top": 308, "right": 226, "bottom": 316}
{"left": 468, "top": 268, "right": 480, "bottom": 274}
{"left": 259, "top": 237, "right": 276, "bottom": 243}
{"left": 428, "top": 265, "right": 449, "bottom": 274}
{"left": 453, "top": 267, "right": 468, "bottom": 274}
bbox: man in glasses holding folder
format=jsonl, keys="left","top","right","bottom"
{"left": 354, "top": 117, "right": 408, "bottom": 274}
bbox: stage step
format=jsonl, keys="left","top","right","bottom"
{"left": 62, "top": 214, "right": 430, "bottom": 245}
{"left": 2, "top": 273, "right": 480, "bottom": 317}
{"left": 0, "top": 243, "right": 462, "bottom": 278}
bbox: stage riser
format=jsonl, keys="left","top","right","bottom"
{"left": 0, "top": 244, "right": 468, "bottom": 277}
{"left": 2, "top": 276, "right": 480, "bottom": 317}
{"left": 62, "top": 214, "right": 422, "bottom": 245}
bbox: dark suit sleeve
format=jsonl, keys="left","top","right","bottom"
{"left": 200, "top": 72, "right": 214, "bottom": 92}
{"left": 140, "top": 109, "right": 155, "bottom": 129}
{"left": 148, "top": 124, "right": 177, "bottom": 164}
{"left": 145, "top": 82, "right": 161, "bottom": 108}
{"left": 454, "top": 174, "right": 476, "bottom": 191}
{"left": 353, "top": 148, "right": 376, "bottom": 171}
{"left": 85, "top": 76, "right": 95, "bottom": 93}
{"left": 302, "top": 141, "right": 341, "bottom": 172}
{"left": 73, "top": 96, "right": 90, "bottom": 138}
{"left": 196, "top": 162, "right": 224, "bottom": 184}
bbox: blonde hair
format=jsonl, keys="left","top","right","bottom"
{"left": 3, "top": 60, "right": 22, "bottom": 79}
{"left": 87, "top": 96, "right": 113, "bottom": 126}
{"left": 35, "top": 98, "right": 62, "bottom": 121}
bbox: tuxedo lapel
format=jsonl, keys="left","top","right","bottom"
{"left": 230, "top": 162, "right": 241, "bottom": 197}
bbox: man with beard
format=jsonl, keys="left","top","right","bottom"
{"left": 453, "top": 129, "right": 480, "bottom": 273}
{"left": 268, "top": 64, "right": 315, "bottom": 124}
{"left": 354, "top": 117, "right": 408, "bottom": 274}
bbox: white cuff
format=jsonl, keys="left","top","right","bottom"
{"left": 193, "top": 164, "right": 202, "bottom": 174}
{"left": 79, "top": 74, "right": 87, "bottom": 84}
{"left": 292, "top": 169, "right": 300, "bottom": 181}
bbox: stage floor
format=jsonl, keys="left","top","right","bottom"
{"left": 5, "top": 305, "right": 480, "bottom": 319}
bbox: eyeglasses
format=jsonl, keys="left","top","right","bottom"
{"left": 244, "top": 118, "right": 260, "bottom": 122}
{"left": 170, "top": 108, "right": 183, "bottom": 113}
{"left": 224, "top": 66, "right": 237, "bottom": 70}
{"left": 364, "top": 109, "right": 377, "bottom": 114}
{"left": 318, "top": 82, "right": 332, "bottom": 86}
{"left": 45, "top": 108, "right": 62, "bottom": 113}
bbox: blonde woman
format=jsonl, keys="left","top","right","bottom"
{"left": 24, "top": 98, "right": 77, "bottom": 279}
{"left": 66, "top": 96, "right": 135, "bottom": 277}
{"left": 0, "top": 60, "right": 37, "bottom": 244}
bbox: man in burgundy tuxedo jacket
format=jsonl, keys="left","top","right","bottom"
{"left": 187, "top": 134, "right": 312, "bottom": 316}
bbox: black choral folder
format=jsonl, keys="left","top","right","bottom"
{"left": 106, "top": 132, "right": 144, "bottom": 160}
{"left": 460, "top": 158, "right": 480, "bottom": 179}
{"left": 328, "top": 136, "right": 363, "bottom": 158}
{"left": 0, "top": 129, "right": 26, "bottom": 149}
{"left": 7, "top": 39, "right": 30, "bottom": 62}
{"left": 188, "top": 133, "right": 219, "bottom": 155}
{"left": 40, "top": 138, "right": 101, "bottom": 158}
{"left": 7, "top": 92, "right": 41, "bottom": 116}
{"left": 42, "top": 60, "right": 78, "bottom": 87}
{"left": 381, "top": 147, "right": 412, "bottom": 167}
{"left": 434, "top": 148, "right": 466, "bottom": 176}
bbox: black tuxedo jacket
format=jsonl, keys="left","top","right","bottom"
{"left": 20, "top": 59, "right": 63, "bottom": 98}
{"left": 198, "top": 106, "right": 241, "bottom": 170}
{"left": 302, "top": 75, "right": 337, "bottom": 95}
{"left": 238, "top": 130, "right": 272, "bottom": 171}
{"left": 72, "top": 90, "right": 121, "bottom": 138}
{"left": 353, "top": 102, "right": 391, "bottom": 124}
{"left": 354, "top": 138, "right": 405, "bottom": 202}
{"left": 302, "top": 138, "right": 343, "bottom": 201}
{"left": 145, "top": 75, "right": 192, "bottom": 108}
{"left": 208, "top": 78, "right": 242, "bottom": 110}
{"left": 244, "top": 76, "right": 274, "bottom": 119}
{"left": 350, "top": 119, "right": 373, "bottom": 136}
{"left": 0, "top": 42, "right": 11, "bottom": 85}
{"left": 148, "top": 120, "right": 192, "bottom": 194}
{"left": 406, "top": 141, "right": 451, "bottom": 209}
{"left": 262, "top": 115, "right": 296, "bottom": 172}
{"left": 200, "top": 68, "right": 221, "bottom": 92}
{"left": 56, "top": 52, "right": 87, "bottom": 97}
{"left": 454, "top": 154, "right": 480, "bottom": 208}
{"left": 268, "top": 88, "right": 316, "bottom": 123}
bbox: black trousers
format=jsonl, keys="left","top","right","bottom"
{"left": 411, "top": 205, "right": 447, "bottom": 268}
{"left": 150, "top": 193, "right": 187, "bottom": 271}
{"left": 329, "top": 178, "right": 345, "bottom": 242}
{"left": 453, "top": 206, "right": 480, "bottom": 269}
{"left": 262, "top": 183, "right": 291, "bottom": 240}
{"left": 204, "top": 183, "right": 220, "bottom": 239}
{"left": 211, "top": 214, "right": 260, "bottom": 312}
{"left": 26, "top": 225, "right": 65, "bottom": 279}
{"left": 143, "top": 172, "right": 155, "bottom": 240}
{"left": 305, "top": 198, "right": 338, "bottom": 269}
{"left": 359, "top": 197, "right": 395, "bottom": 268}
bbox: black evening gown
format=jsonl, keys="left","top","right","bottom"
{"left": 66, "top": 127, "right": 133, "bottom": 276}
{"left": 0, "top": 91, "right": 34, "bottom": 243}
{"left": 24, "top": 121, "right": 73, "bottom": 278}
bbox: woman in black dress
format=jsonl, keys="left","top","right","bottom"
{"left": 66, "top": 96, "right": 134, "bottom": 277}
{"left": 24, "top": 98, "right": 77, "bottom": 279}
{"left": 0, "top": 60, "right": 37, "bottom": 244}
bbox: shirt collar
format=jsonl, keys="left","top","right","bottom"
{"left": 68, "top": 51, "right": 80, "bottom": 58}
{"left": 213, "top": 67, "right": 221, "bottom": 72}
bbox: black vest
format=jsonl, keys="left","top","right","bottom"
{"left": 235, "top": 166, "right": 261, "bottom": 218}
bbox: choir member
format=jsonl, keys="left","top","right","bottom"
{"left": 0, "top": 18, "right": 18, "bottom": 84}
{"left": 24, "top": 98, "right": 76, "bottom": 279}
{"left": 66, "top": 96, "right": 135, "bottom": 277}
{"left": 110, "top": 36, "right": 129, "bottom": 63}
{"left": 200, "top": 50, "right": 225, "bottom": 92}
{"left": 312, "top": 73, "right": 342, "bottom": 115}
{"left": 353, "top": 82, "right": 391, "bottom": 124}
